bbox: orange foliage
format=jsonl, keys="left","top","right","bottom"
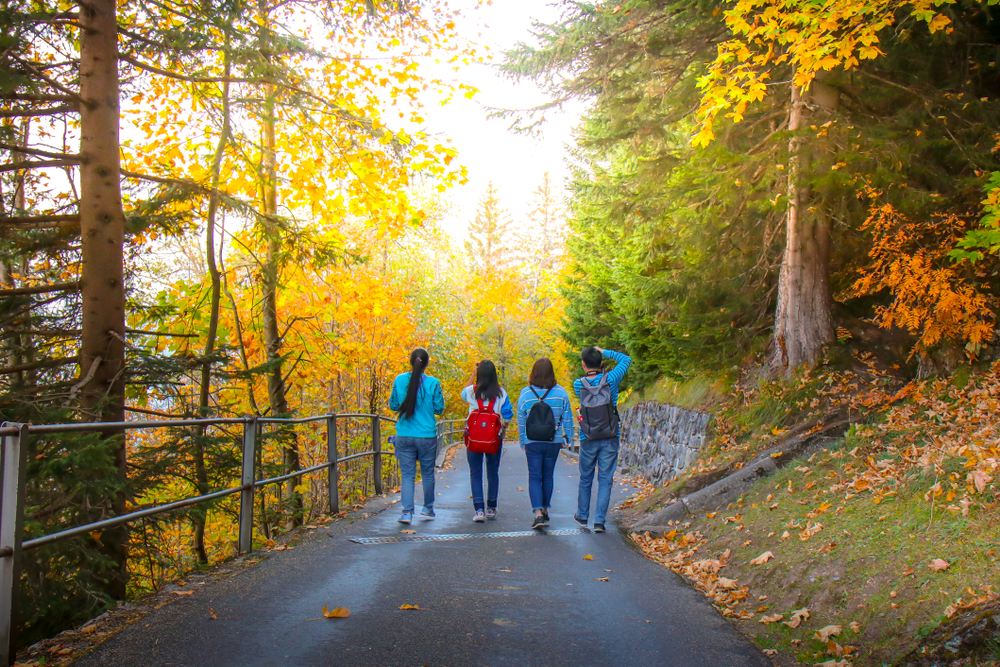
{"left": 849, "top": 188, "right": 995, "bottom": 358}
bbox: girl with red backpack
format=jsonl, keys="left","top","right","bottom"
{"left": 461, "top": 360, "right": 513, "bottom": 522}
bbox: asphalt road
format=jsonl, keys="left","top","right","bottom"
{"left": 76, "top": 446, "right": 770, "bottom": 667}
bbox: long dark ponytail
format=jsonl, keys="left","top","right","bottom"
{"left": 398, "top": 347, "right": 430, "bottom": 419}
{"left": 475, "top": 359, "right": 501, "bottom": 401}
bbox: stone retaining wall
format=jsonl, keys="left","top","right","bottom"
{"left": 620, "top": 401, "right": 712, "bottom": 485}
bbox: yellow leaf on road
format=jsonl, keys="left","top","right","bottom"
{"left": 170, "top": 590, "right": 194, "bottom": 596}
{"left": 322, "top": 606, "right": 351, "bottom": 618}
{"left": 398, "top": 604, "right": 420, "bottom": 610}
{"left": 583, "top": 554, "right": 593, "bottom": 560}
{"left": 400, "top": 530, "right": 416, "bottom": 534}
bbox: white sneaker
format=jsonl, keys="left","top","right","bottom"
{"left": 485, "top": 508, "right": 497, "bottom": 520}
{"left": 473, "top": 510, "right": 485, "bottom": 523}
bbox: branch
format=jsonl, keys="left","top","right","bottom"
{"left": 9, "top": 55, "right": 86, "bottom": 105}
{"left": 0, "top": 214, "right": 79, "bottom": 226}
{"left": 125, "top": 328, "right": 198, "bottom": 338}
{"left": 0, "top": 94, "right": 74, "bottom": 102}
{"left": 64, "top": 355, "right": 100, "bottom": 407}
{"left": 0, "top": 142, "right": 81, "bottom": 161}
{"left": 0, "top": 105, "right": 77, "bottom": 118}
{"left": 0, "top": 159, "right": 80, "bottom": 173}
{"left": 124, "top": 405, "right": 186, "bottom": 419}
{"left": 119, "top": 53, "right": 254, "bottom": 85}
{"left": 0, "top": 281, "right": 79, "bottom": 297}
{"left": 0, "top": 355, "right": 78, "bottom": 375}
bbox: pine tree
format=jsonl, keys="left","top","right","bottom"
{"left": 465, "top": 182, "right": 516, "bottom": 273}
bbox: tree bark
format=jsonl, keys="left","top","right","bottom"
{"left": 769, "top": 77, "right": 836, "bottom": 377}
{"left": 258, "top": 0, "right": 302, "bottom": 529}
{"left": 79, "top": 0, "right": 128, "bottom": 599}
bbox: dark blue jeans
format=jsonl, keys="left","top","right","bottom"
{"left": 525, "top": 442, "right": 561, "bottom": 511}
{"left": 467, "top": 446, "right": 502, "bottom": 511}
{"left": 577, "top": 437, "right": 619, "bottom": 524}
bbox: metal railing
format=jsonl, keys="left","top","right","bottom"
{"left": 0, "top": 413, "right": 465, "bottom": 665}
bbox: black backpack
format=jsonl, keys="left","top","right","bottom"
{"left": 579, "top": 374, "right": 619, "bottom": 440}
{"left": 525, "top": 387, "right": 556, "bottom": 441}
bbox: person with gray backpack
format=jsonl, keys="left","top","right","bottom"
{"left": 573, "top": 346, "right": 631, "bottom": 533}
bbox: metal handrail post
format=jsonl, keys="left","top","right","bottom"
{"left": 0, "top": 424, "right": 28, "bottom": 666}
{"left": 372, "top": 416, "right": 382, "bottom": 495}
{"left": 237, "top": 418, "right": 257, "bottom": 554}
{"left": 326, "top": 416, "right": 339, "bottom": 515}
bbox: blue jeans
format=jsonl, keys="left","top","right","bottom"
{"left": 577, "top": 437, "right": 619, "bottom": 524}
{"left": 395, "top": 436, "right": 437, "bottom": 513}
{"left": 467, "top": 447, "right": 502, "bottom": 511}
{"left": 525, "top": 442, "right": 561, "bottom": 511}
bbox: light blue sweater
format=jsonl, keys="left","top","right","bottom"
{"left": 516, "top": 384, "right": 574, "bottom": 448}
{"left": 389, "top": 372, "right": 444, "bottom": 439}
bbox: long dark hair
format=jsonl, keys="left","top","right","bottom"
{"left": 529, "top": 358, "right": 556, "bottom": 389}
{"left": 475, "top": 360, "right": 502, "bottom": 401}
{"left": 398, "top": 348, "right": 430, "bottom": 419}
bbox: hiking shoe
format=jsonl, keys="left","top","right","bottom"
{"left": 420, "top": 507, "right": 436, "bottom": 519}
{"left": 593, "top": 523, "right": 606, "bottom": 533}
{"left": 485, "top": 508, "right": 497, "bottom": 520}
{"left": 398, "top": 512, "right": 413, "bottom": 524}
{"left": 531, "top": 515, "right": 547, "bottom": 529}
{"left": 473, "top": 510, "right": 486, "bottom": 523}
{"left": 573, "top": 513, "right": 588, "bottom": 526}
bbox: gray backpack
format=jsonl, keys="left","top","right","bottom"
{"left": 579, "top": 374, "right": 619, "bottom": 440}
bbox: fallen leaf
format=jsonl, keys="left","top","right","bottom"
{"left": 208, "top": 608, "right": 218, "bottom": 620}
{"left": 583, "top": 555, "right": 593, "bottom": 561}
{"left": 970, "top": 470, "right": 993, "bottom": 493}
{"left": 517, "top": 487, "right": 525, "bottom": 491}
{"left": 762, "top": 649, "right": 777, "bottom": 656}
{"left": 750, "top": 551, "right": 774, "bottom": 565}
{"left": 400, "top": 530, "right": 416, "bottom": 534}
{"left": 929, "top": 558, "right": 950, "bottom": 572}
{"left": 398, "top": 604, "right": 420, "bottom": 610}
{"left": 706, "top": 512, "right": 718, "bottom": 518}
{"left": 815, "top": 659, "right": 851, "bottom": 667}
{"left": 849, "top": 621, "right": 861, "bottom": 633}
{"left": 815, "top": 624, "right": 842, "bottom": 642}
{"left": 901, "top": 568, "right": 914, "bottom": 576}
{"left": 783, "top": 607, "right": 810, "bottom": 628}
{"left": 322, "top": 606, "right": 351, "bottom": 618}
{"left": 596, "top": 577, "right": 610, "bottom": 582}
{"left": 760, "top": 614, "right": 784, "bottom": 624}
{"left": 170, "top": 590, "right": 194, "bottom": 596}
{"left": 604, "top": 569, "right": 614, "bottom": 572}
{"left": 781, "top": 531, "right": 791, "bottom": 540}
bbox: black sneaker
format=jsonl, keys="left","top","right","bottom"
{"left": 532, "top": 515, "right": 547, "bottom": 529}
{"left": 573, "top": 513, "right": 587, "bottom": 526}
{"left": 542, "top": 510, "right": 550, "bottom": 523}
{"left": 593, "top": 523, "right": 606, "bottom": 533}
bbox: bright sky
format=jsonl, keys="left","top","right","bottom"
{"left": 425, "top": 0, "right": 586, "bottom": 240}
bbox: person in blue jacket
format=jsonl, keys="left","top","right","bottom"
{"left": 517, "top": 358, "right": 574, "bottom": 529}
{"left": 573, "top": 346, "right": 631, "bottom": 533}
{"left": 460, "top": 360, "right": 514, "bottom": 522}
{"left": 389, "top": 347, "right": 445, "bottom": 524}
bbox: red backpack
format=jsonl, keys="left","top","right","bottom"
{"left": 464, "top": 397, "right": 503, "bottom": 454}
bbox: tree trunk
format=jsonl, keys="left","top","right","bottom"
{"left": 258, "top": 1, "right": 302, "bottom": 528}
{"left": 193, "top": 55, "right": 231, "bottom": 564}
{"left": 769, "top": 78, "right": 835, "bottom": 376}
{"left": 79, "top": 0, "right": 128, "bottom": 599}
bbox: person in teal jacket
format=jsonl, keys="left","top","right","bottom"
{"left": 572, "top": 346, "right": 631, "bottom": 533}
{"left": 389, "top": 348, "right": 445, "bottom": 524}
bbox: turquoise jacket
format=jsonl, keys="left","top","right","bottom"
{"left": 389, "top": 372, "right": 445, "bottom": 439}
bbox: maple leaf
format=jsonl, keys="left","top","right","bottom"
{"left": 750, "top": 551, "right": 774, "bottom": 565}
{"left": 583, "top": 554, "right": 594, "bottom": 561}
{"left": 322, "top": 606, "right": 351, "bottom": 618}
{"left": 783, "top": 607, "right": 811, "bottom": 628}
{"left": 759, "top": 613, "right": 784, "bottom": 624}
{"left": 398, "top": 604, "right": 420, "bottom": 610}
{"left": 928, "top": 558, "right": 950, "bottom": 572}
{"left": 849, "top": 621, "right": 861, "bottom": 633}
{"left": 815, "top": 624, "right": 842, "bottom": 642}
{"left": 970, "top": 470, "right": 993, "bottom": 493}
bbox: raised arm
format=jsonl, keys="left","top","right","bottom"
{"left": 603, "top": 348, "right": 632, "bottom": 391}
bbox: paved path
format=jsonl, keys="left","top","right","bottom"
{"left": 77, "top": 447, "right": 769, "bottom": 667}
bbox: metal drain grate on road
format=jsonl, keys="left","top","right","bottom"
{"left": 349, "top": 528, "right": 589, "bottom": 545}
